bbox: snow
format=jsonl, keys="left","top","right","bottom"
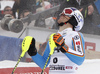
{"left": 0, "top": 59, "right": 100, "bottom": 74}
{"left": 77, "top": 59, "right": 100, "bottom": 74}
{"left": 0, "top": 60, "right": 38, "bottom": 68}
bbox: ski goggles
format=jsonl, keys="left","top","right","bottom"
{"left": 59, "top": 8, "right": 73, "bottom": 17}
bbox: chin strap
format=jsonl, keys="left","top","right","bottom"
{"left": 58, "top": 21, "right": 68, "bottom": 26}
{"left": 58, "top": 16, "right": 78, "bottom": 30}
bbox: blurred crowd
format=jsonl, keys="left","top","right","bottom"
{"left": 0, "top": 0, "right": 61, "bottom": 19}
{"left": 0, "top": 0, "right": 100, "bottom": 33}
{"left": 0, "top": 0, "right": 63, "bottom": 29}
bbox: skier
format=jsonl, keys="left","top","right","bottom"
{"left": 23, "top": 7, "right": 85, "bottom": 74}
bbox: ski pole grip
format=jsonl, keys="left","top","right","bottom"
{"left": 49, "top": 33, "right": 57, "bottom": 55}
{"left": 21, "top": 36, "right": 33, "bottom": 57}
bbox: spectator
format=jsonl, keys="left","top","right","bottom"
{"left": 20, "top": 10, "right": 30, "bottom": 18}
{"left": 41, "top": 0, "right": 51, "bottom": 9}
{"left": 3, "top": 6, "right": 14, "bottom": 18}
{"left": 3, "top": 6, "right": 13, "bottom": 15}
{"left": 12, "top": 0, "right": 36, "bottom": 19}
{"left": 36, "top": 0, "right": 51, "bottom": 12}
{"left": 0, "top": 0, "right": 14, "bottom": 19}
{"left": 80, "top": 0, "right": 100, "bottom": 34}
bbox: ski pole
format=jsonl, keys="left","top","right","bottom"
{"left": 41, "top": 33, "right": 57, "bottom": 74}
{"left": 11, "top": 36, "right": 33, "bottom": 74}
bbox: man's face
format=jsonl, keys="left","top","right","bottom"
{"left": 4, "top": 7, "right": 13, "bottom": 15}
{"left": 57, "top": 14, "right": 70, "bottom": 24}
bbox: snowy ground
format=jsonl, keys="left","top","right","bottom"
{"left": 77, "top": 59, "right": 100, "bottom": 74}
{"left": 0, "top": 59, "right": 100, "bottom": 74}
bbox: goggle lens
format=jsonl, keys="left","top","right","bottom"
{"left": 59, "top": 9, "right": 73, "bottom": 17}
{"left": 64, "top": 9, "right": 72, "bottom": 14}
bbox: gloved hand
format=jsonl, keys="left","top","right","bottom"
{"left": 53, "top": 33, "right": 68, "bottom": 53}
{"left": 28, "top": 37, "right": 37, "bottom": 56}
{"left": 53, "top": 33, "right": 65, "bottom": 46}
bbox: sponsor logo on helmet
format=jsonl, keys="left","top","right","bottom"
{"left": 71, "top": 7, "right": 77, "bottom": 11}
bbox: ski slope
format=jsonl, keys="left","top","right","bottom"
{"left": 77, "top": 59, "right": 100, "bottom": 74}
{"left": 0, "top": 59, "right": 100, "bottom": 74}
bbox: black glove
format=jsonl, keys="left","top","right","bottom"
{"left": 53, "top": 33, "right": 68, "bottom": 53}
{"left": 28, "top": 38, "right": 37, "bottom": 56}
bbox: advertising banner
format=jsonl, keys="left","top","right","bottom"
{"left": 0, "top": 67, "right": 49, "bottom": 74}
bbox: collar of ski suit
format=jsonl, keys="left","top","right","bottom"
{"left": 58, "top": 28, "right": 73, "bottom": 34}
